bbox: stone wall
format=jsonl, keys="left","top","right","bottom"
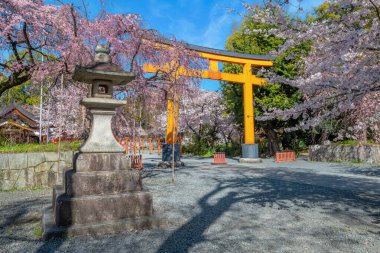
{"left": 309, "top": 145, "right": 380, "bottom": 164}
{"left": 0, "top": 151, "right": 74, "bottom": 190}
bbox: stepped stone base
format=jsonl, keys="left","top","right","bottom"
{"left": 162, "top": 144, "right": 180, "bottom": 162}
{"left": 157, "top": 161, "right": 185, "bottom": 168}
{"left": 241, "top": 144, "right": 260, "bottom": 159}
{"left": 239, "top": 158, "right": 262, "bottom": 163}
{"left": 42, "top": 206, "right": 165, "bottom": 240}
{"left": 64, "top": 169, "right": 142, "bottom": 196}
{"left": 42, "top": 153, "right": 158, "bottom": 240}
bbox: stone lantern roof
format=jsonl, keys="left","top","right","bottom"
{"left": 72, "top": 44, "right": 135, "bottom": 86}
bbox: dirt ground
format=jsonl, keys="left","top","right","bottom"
{"left": 1, "top": 156, "right": 379, "bottom": 253}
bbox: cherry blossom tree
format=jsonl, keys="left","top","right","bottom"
{"left": 0, "top": 0, "right": 202, "bottom": 92}
{"left": 244, "top": 0, "right": 380, "bottom": 142}
{"left": 155, "top": 88, "right": 238, "bottom": 149}
{"left": 1, "top": 0, "right": 204, "bottom": 139}
{"left": 43, "top": 79, "right": 88, "bottom": 139}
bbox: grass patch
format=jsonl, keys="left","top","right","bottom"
{"left": 0, "top": 185, "right": 50, "bottom": 192}
{"left": 5, "top": 226, "right": 13, "bottom": 236}
{"left": 0, "top": 140, "right": 82, "bottom": 153}
{"left": 334, "top": 140, "right": 378, "bottom": 146}
{"left": 33, "top": 225, "right": 42, "bottom": 238}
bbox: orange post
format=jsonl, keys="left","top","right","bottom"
{"left": 134, "top": 136, "right": 138, "bottom": 154}
{"left": 148, "top": 138, "right": 153, "bottom": 154}
{"left": 157, "top": 138, "right": 161, "bottom": 154}
{"left": 179, "top": 135, "right": 183, "bottom": 157}
{"left": 133, "top": 137, "right": 138, "bottom": 155}
{"left": 141, "top": 138, "right": 145, "bottom": 152}
{"left": 125, "top": 137, "right": 129, "bottom": 153}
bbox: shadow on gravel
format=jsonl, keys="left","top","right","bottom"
{"left": 0, "top": 198, "right": 57, "bottom": 251}
{"left": 346, "top": 168, "right": 380, "bottom": 177}
{"left": 156, "top": 169, "right": 380, "bottom": 253}
{"left": 320, "top": 163, "right": 380, "bottom": 178}
{"left": 0, "top": 198, "right": 46, "bottom": 229}
{"left": 142, "top": 163, "right": 195, "bottom": 180}
{"left": 35, "top": 237, "right": 66, "bottom": 253}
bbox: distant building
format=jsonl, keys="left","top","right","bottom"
{"left": 0, "top": 103, "right": 43, "bottom": 144}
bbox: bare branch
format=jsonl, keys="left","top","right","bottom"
{"left": 7, "top": 35, "right": 21, "bottom": 62}
{"left": 70, "top": 4, "right": 78, "bottom": 37}
{"left": 368, "top": 0, "right": 380, "bottom": 21}
{"left": 130, "top": 38, "right": 142, "bottom": 72}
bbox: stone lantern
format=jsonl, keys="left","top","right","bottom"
{"left": 72, "top": 44, "right": 135, "bottom": 153}
{"left": 42, "top": 45, "right": 157, "bottom": 239}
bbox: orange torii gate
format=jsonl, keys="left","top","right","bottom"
{"left": 144, "top": 42, "right": 273, "bottom": 162}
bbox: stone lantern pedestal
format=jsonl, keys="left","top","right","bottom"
{"left": 42, "top": 45, "right": 160, "bottom": 239}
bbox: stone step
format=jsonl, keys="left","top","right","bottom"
{"left": 54, "top": 190, "right": 153, "bottom": 226}
{"left": 64, "top": 169, "right": 142, "bottom": 196}
{"left": 42, "top": 205, "right": 165, "bottom": 240}
{"left": 74, "top": 153, "right": 131, "bottom": 172}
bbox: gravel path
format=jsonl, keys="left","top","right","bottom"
{"left": 1, "top": 156, "right": 379, "bottom": 253}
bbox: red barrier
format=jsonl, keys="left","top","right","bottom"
{"left": 51, "top": 137, "right": 79, "bottom": 143}
{"left": 129, "top": 154, "right": 143, "bottom": 170}
{"left": 275, "top": 151, "right": 296, "bottom": 162}
{"left": 211, "top": 152, "right": 227, "bottom": 165}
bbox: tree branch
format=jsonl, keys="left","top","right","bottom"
{"left": 7, "top": 35, "right": 21, "bottom": 62}
{"left": 368, "top": 0, "right": 380, "bottom": 21}
{"left": 130, "top": 38, "right": 142, "bottom": 72}
{"left": 22, "top": 22, "right": 35, "bottom": 65}
{"left": 0, "top": 70, "right": 31, "bottom": 96}
{"left": 70, "top": 4, "right": 78, "bottom": 37}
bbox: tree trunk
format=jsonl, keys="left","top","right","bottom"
{"left": 265, "top": 128, "right": 282, "bottom": 156}
{"left": 357, "top": 122, "right": 368, "bottom": 144}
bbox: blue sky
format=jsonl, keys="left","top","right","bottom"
{"left": 51, "top": 0, "right": 325, "bottom": 91}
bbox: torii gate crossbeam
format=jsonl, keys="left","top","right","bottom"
{"left": 144, "top": 42, "right": 273, "bottom": 162}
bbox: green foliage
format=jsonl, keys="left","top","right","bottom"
{"left": 214, "top": 142, "right": 241, "bottom": 157}
{"left": 222, "top": 17, "right": 310, "bottom": 123}
{"left": 0, "top": 81, "right": 40, "bottom": 106}
{"left": 225, "top": 20, "right": 285, "bottom": 55}
{"left": 309, "top": 2, "right": 342, "bottom": 22}
{"left": 182, "top": 142, "right": 241, "bottom": 157}
{"left": 182, "top": 141, "right": 211, "bottom": 156}
{"left": 220, "top": 83, "right": 243, "bottom": 127}
{"left": 0, "top": 140, "right": 82, "bottom": 153}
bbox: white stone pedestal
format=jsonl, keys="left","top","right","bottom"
{"left": 79, "top": 97, "right": 125, "bottom": 153}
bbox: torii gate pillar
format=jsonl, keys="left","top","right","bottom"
{"left": 240, "top": 63, "right": 260, "bottom": 162}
